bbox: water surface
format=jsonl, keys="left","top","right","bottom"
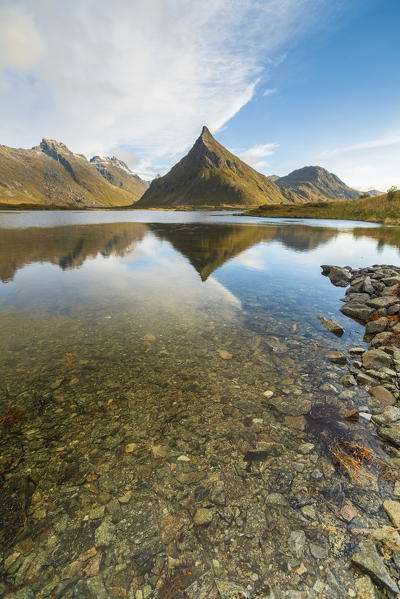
{"left": 1, "top": 211, "right": 400, "bottom": 598}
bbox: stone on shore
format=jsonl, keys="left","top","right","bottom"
{"left": 362, "top": 349, "right": 392, "bottom": 370}
{"left": 340, "top": 303, "right": 374, "bottom": 323}
{"left": 365, "top": 317, "right": 389, "bottom": 335}
{"left": 369, "top": 386, "right": 397, "bottom": 406}
{"left": 321, "top": 265, "right": 352, "bottom": 287}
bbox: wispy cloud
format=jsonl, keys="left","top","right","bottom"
{"left": 263, "top": 88, "right": 277, "bottom": 97}
{"left": 0, "top": 0, "right": 318, "bottom": 172}
{"left": 325, "top": 131, "right": 400, "bottom": 156}
{"left": 239, "top": 142, "right": 279, "bottom": 169}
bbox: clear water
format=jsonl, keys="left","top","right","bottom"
{"left": 1, "top": 211, "right": 400, "bottom": 597}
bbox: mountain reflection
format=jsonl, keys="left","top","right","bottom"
{"left": 0, "top": 222, "right": 149, "bottom": 282}
{"left": 1, "top": 220, "right": 400, "bottom": 283}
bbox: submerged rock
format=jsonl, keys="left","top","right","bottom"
{"left": 351, "top": 539, "right": 398, "bottom": 594}
{"left": 318, "top": 316, "right": 344, "bottom": 337}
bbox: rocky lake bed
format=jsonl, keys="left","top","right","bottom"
{"left": 1, "top": 212, "right": 400, "bottom": 599}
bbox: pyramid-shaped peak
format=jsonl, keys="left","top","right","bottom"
{"left": 199, "top": 125, "right": 214, "bottom": 140}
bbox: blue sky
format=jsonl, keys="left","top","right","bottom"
{"left": 0, "top": 0, "right": 399, "bottom": 190}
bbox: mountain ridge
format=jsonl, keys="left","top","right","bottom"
{"left": 136, "top": 127, "right": 360, "bottom": 209}
{"left": 0, "top": 139, "right": 147, "bottom": 208}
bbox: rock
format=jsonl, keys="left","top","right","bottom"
{"left": 125, "top": 443, "right": 138, "bottom": 453}
{"left": 369, "top": 386, "right": 397, "bottom": 405}
{"left": 289, "top": 530, "right": 306, "bottom": 557}
{"left": 269, "top": 396, "right": 311, "bottom": 416}
{"left": 263, "top": 390, "right": 274, "bottom": 398}
{"left": 318, "top": 316, "right": 344, "bottom": 337}
{"left": 217, "top": 349, "right": 232, "bottom": 360}
{"left": 321, "top": 265, "right": 352, "bottom": 287}
{"left": 370, "top": 332, "right": 393, "bottom": 346}
{"left": 365, "top": 317, "right": 389, "bottom": 335}
{"left": 387, "top": 303, "right": 400, "bottom": 315}
{"left": 373, "top": 406, "right": 400, "bottom": 424}
{"left": 327, "top": 350, "right": 346, "bottom": 364}
{"left": 382, "top": 276, "right": 400, "bottom": 286}
{"left": 351, "top": 538, "right": 399, "bottom": 594}
{"left": 341, "top": 374, "right": 356, "bottom": 387}
{"left": 177, "top": 455, "right": 190, "bottom": 462}
{"left": 309, "top": 543, "right": 327, "bottom": 559}
{"left": 95, "top": 520, "right": 115, "bottom": 547}
{"left": 362, "top": 277, "right": 375, "bottom": 294}
{"left": 143, "top": 333, "right": 156, "bottom": 341}
{"left": 367, "top": 296, "right": 400, "bottom": 309}
{"left": 354, "top": 575, "right": 381, "bottom": 599}
{"left": 265, "top": 492, "right": 289, "bottom": 506}
{"left": 193, "top": 508, "right": 213, "bottom": 526}
{"left": 349, "top": 347, "right": 366, "bottom": 356}
{"left": 341, "top": 303, "right": 374, "bottom": 323}
{"left": 362, "top": 349, "right": 392, "bottom": 370}
{"left": 118, "top": 491, "right": 132, "bottom": 504}
{"left": 379, "top": 425, "right": 400, "bottom": 447}
{"left": 383, "top": 500, "right": 400, "bottom": 527}
{"left": 357, "top": 372, "right": 378, "bottom": 387}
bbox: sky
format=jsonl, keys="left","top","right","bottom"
{"left": 0, "top": 0, "right": 399, "bottom": 190}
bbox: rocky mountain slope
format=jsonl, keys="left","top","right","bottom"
{"left": 136, "top": 126, "right": 287, "bottom": 209}
{"left": 0, "top": 139, "right": 146, "bottom": 208}
{"left": 276, "top": 166, "right": 359, "bottom": 202}
{"left": 90, "top": 155, "right": 148, "bottom": 197}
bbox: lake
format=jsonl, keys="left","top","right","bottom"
{"left": 1, "top": 210, "right": 400, "bottom": 598}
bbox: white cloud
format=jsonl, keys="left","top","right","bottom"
{"left": 239, "top": 142, "right": 279, "bottom": 169}
{"left": 325, "top": 131, "right": 400, "bottom": 156}
{"left": 0, "top": 4, "right": 43, "bottom": 72}
{"left": 320, "top": 130, "right": 400, "bottom": 189}
{"left": 0, "top": 0, "right": 316, "bottom": 172}
{"left": 263, "top": 88, "right": 277, "bottom": 96}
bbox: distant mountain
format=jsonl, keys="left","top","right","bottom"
{"left": 0, "top": 139, "right": 146, "bottom": 208}
{"left": 276, "top": 166, "right": 359, "bottom": 202}
{"left": 136, "top": 126, "right": 287, "bottom": 209}
{"left": 90, "top": 155, "right": 148, "bottom": 197}
{"left": 364, "top": 189, "right": 383, "bottom": 197}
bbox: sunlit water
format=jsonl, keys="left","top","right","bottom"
{"left": 1, "top": 211, "right": 400, "bottom": 598}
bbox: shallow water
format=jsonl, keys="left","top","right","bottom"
{"left": 1, "top": 211, "right": 400, "bottom": 598}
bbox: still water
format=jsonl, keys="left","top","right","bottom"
{"left": 1, "top": 211, "right": 400, "bottom": 598}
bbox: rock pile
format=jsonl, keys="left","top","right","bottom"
{"left": 322, "top": 264, "right": 400, "bottom": 435}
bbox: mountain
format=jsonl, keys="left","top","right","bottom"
{"left": 90, "top": 155, "right": 148, "bottom": 197}
{"left": 0, "top": 139, "right": 146, "bottom": 208}
{"left": 276, "top": 166, "right": 359, "bottom": 202}
{"left": 364, "top": 189, "right": 383, "bottom": 197}
{"left": 136, "top": 126, "right": 287, "bottom": 209}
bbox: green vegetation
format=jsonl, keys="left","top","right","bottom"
{"left": 136, "top": 126, "right": 288, "bottom": 209}
{"left": 245, "top": 191, "right": 400, "bottom": 225}
{"left": 0, "top": 140, "right": 146, "bottom": 209}
{"left": 276, "top": 165, "right": 359, "bottom": 202}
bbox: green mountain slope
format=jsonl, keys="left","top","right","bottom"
{"left": 136, "top": 126, "right": 287, "bottom": 209}
{"left": 276, "top": 166, "right": 359, "bottom": 202}
{"left": 0, "top": 139, "right": 145, "bottom": 208}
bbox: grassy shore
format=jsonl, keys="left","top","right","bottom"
{"left": 245, "top": 192, "right": 400, "bottom": 225}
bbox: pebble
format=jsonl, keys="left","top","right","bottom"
{"left": 193, "top": 508, "right": 213, "bottom": 526}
